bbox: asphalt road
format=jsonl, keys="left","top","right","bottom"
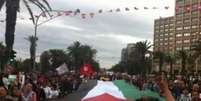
{"left": 50, "top": 80, "right": 97, "bottom": 101}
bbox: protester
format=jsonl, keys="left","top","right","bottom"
{"left": 21, "top": 83, "right": 37, "bottom": 101}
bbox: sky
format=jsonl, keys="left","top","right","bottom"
{"left": 0, "top": 0, "right": 175, "bottom": 69}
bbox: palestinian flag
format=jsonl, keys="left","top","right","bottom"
{"left": 66, "top": 80, "right": 165, "bottom": 101}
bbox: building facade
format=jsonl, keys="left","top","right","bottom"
{"left": 153, "top": 0, "right": 201, "bottom": 72}
{"left": 120, "top": 43, "right": 136, "bottom": 63}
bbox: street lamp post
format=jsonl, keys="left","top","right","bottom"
{"left": 32, "top": 10, "right": 71, "bottom": 71}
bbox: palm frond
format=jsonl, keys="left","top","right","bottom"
{"left": 41, "top": 0, "right": 52, "bottom": 10}
{"left": 23, "top": 0, "right": 35, "bottom": 24}
{"left": 31, "top": 0, "right": 51, "bottom": 16}
{"left": 0, "top": 0, "right": 5, "bottom": 10}
{"left": 28, "top": 0, "right": 46, "bottom": 14}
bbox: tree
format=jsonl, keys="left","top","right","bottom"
{"left": 25, "top": 35, "right": 38, "bottom": 71}
{"left": 191, "top": 41, "right": 201, "bottom": 72}
{"left": 153, "top": 51, "right": 165, "bottom": 72}
{"left": 0, "top": 0, "right": 51, "bottom": 63}
{"left": 134, "top": 40, "right": 152, "bottom": 74}
{"left": 176, "top": 50, "right": 188, "bottom": 74}
{"left": 40, "top": 49, "right": 69, "bottom": 73}
{"left": 0, "top": 42, "right": 6, "bottom": 71}
{"left": 164, "top": 53, "right": 175, "bottom": 74}
{"left": 67, "top": 41, "right": 98, "bottom": 70}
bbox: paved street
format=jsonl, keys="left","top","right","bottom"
{"left": 50, "top": 80, "right": 97, "bottom": 101}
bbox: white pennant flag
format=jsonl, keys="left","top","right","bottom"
{"left": 56, "top": 63, "right": 69, "bottom": 75}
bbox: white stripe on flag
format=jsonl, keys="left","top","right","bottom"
{"left": 82, "top": 81, "right": 126, "bottom": 100}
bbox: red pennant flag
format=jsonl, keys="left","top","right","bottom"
{"left": 125, "top": 7, "right": 129, "bottom": 11}
{"left": 116, "top": 8, "right": 120, "bottom": 12}
{"left": 165, "top": 6, "right": 169, "bottom": 10}
{"left": 81, "top": 13, "right": 86, "bottom": 19}
{"left": 134, "top": 7, "right": 139, "bottom": 10}
{"left": 89, "top": 13, "right": 94, "bottom": 18}
{"left": 80, "top": 64, "right": 94, "bottom": 76}
{"left": 144, "top": 7, "right": 148, "bottom": 9}
{"left": 98, "top": 9, "right": 103, "bottom": 13}
{"left": 64, "top": 11, "right": 72, "bottom": 16}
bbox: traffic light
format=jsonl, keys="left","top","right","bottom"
{"left": 10, "top": 50, "right": 16, "bottom": 60}
{"left": 4, "top": 49, "right": 16, "bottom": 63}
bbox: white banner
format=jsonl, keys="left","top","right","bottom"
{"left": 56, "top": 63, "right": 69, "bottom": 75}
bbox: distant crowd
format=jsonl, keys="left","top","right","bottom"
{"left": 0, "top": 71, "right": 200, "bottom": 101}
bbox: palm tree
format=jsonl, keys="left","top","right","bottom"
{"left": 67, "top": 41, "right": 97, "bottom": 70}
{"left": 0, "top": 0, "right": 51, "bottom": 63}
{"left": 165, "top": 53, "right": 175, "bottom": 74}
{"left": 25, "top": 35, "right": 38, "bottom": 72}
{"left": 191, "top": 41, "right": 201, "bottom": 73}
{"left": 135, "top": 40, "right": 152, "bottom": 73}
{"left": 153, "top": 51, "right": 165, "bottom": 72}
{"left": 176, "top": 50, "right": 188, "bottom": 74}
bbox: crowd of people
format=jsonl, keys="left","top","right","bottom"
{"left": 0, "top": 71, "right": 82, "bottom": 101}
{"left": 0, "top": 70, "right": 200, "bottom": 101}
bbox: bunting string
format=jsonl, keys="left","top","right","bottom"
{"left": 0, "top": 6, "right": 171, "bottom": 22}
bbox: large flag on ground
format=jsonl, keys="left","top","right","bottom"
{"left": 56, "top": 63, "right": 69, "bottom": 75}
{"left": 80, "top": 80, "right": 164, "bottom": 101}
{"left": 64, "top": 80, "right": 164, "bottom": 101}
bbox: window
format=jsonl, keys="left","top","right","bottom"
{"left": 169, "top": 37, "right": 173, "bottom": 40}
{"left": 164, "top": 43, "right": 168, "bottom": 45}
{"left": 192, "top": 25, "right": 197, "bottom": 29}
{"left": 176, "top": 47, "right": 182, "bottom": 51}
{"left": 165, "top": 29, "right": 169, "bottom": 32}
{"left": 160, "top": 39, "right": 163, "bottom": 41}
{"left": 184, "top": 19, "right": 190, "bottom": 23}
{"left": 176, "top": 34, "right": 182, "bottom": 37}
{"left": 155, "top": 39, "right": 158, "bottom": 42}
{"left": 160, "top": 34, "right": 164, "bottom": 37}
{"left": 170, "top": 24, "right": 174, "bottom": 27}
{"left": 184, "top": 33, "right": 190, "bottom": 36}
{"left": 183, "top": 46, "right": 190, "bottom": 50}
{"left": 165, "top": 33, "right": 168, "bottom": 36}
{"left": 165, "top": 38, "right": 168, "bottom": 41}
{"left": 192, "top": 11, "right": 198, "bottom": 15}
{"left": 160, "top": 29, "right": 164, "bottom": 32}
{"left": 169, "top": 42, "right": 173, "bottom": 45}
{"left": 176, "top": 21, "right": 182, "bottom": 24}
{"left": 169, "top": 33, "right": 173, "bottom": 35}
{"left": 184, "top": 40, "right": 190, "bottom": 43}
{"left": 176, "top": 27, "right": 183, "bottom": 30}
{"left": 176, "top": 14, "right": 182, "bottom": 17}
{"left": 192, "top": 32, "right": 197, "bottom": 35}
{"left": 184, "top": 26, "right": 190, "bottom": 30}
{"left": 170, "top": 28, "right": 174, "bottom": 31}
{"left": 160, "top": 43, "right": 163, "bottom": 46}
{"left": 192, "top": 38, "right": 197, "bottom": 42}
{"left": 165, "top": 24, "right": 169, "bottom": 27}
{"left": 176, "top": 40, "right": 182, "bottom": 44}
